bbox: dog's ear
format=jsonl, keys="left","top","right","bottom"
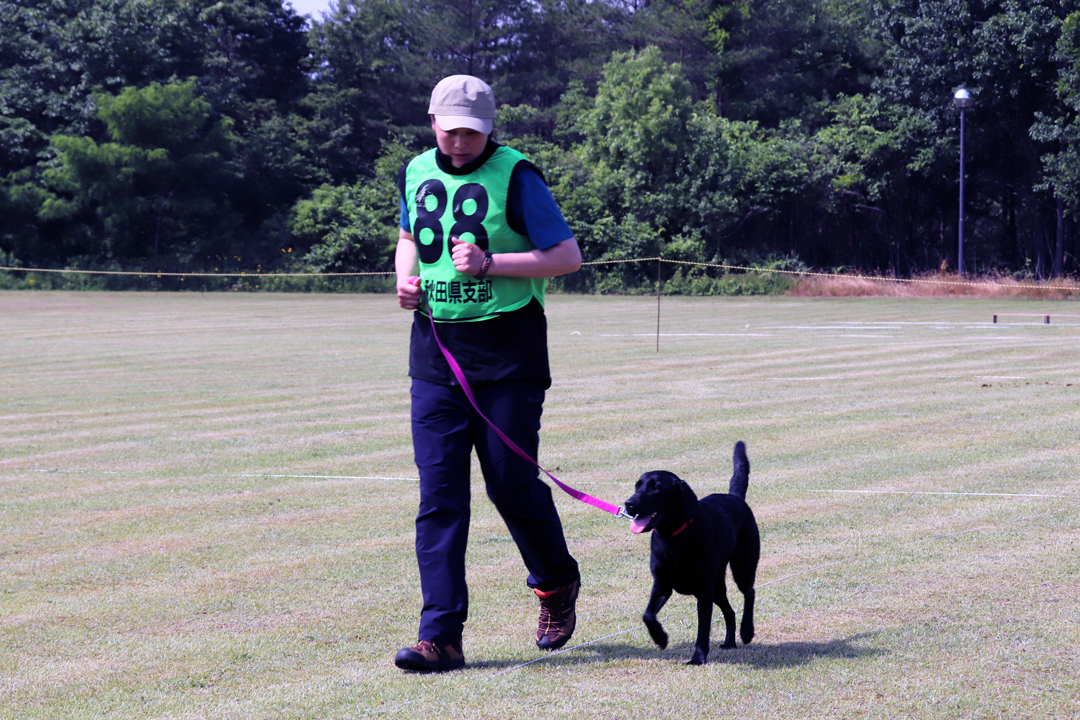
{"left": 677, "top": 476, "right": 698, "bottom": 516}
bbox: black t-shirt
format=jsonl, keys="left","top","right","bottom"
{"left": 409, "top": 298, "right": 550, "bottom": 389}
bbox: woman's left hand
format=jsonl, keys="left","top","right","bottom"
{"left": 450, "top": 237, "right": 485, "bottom": 276}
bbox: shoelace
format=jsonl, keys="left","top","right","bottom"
{"left": 416, "top": 640, "right": 439, "bottom": 657}
{"left": 537, "top": 594, "right": 571, "bottom": 633}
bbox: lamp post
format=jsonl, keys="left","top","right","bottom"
{"left": 953, "top": 88, "right": 974, "bottom": 276}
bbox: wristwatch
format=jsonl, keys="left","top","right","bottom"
{"left": 475, "top": 250, "right": 493, "bottom": 281}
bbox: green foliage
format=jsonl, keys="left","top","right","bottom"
{"left": 558, "top": 48, "right": 703, "bottom": 284}
{"left": 290, "top": 183, "right": 395, "bottom": 273}
{"left": 805, "top": 92, "right": 914, "bottom": 234}
{"left": 1032, "top": 11, "right": 1080, "bottom": 217}
{"left": 687, "top": 112, "right": 810, "bottom": 252}
{"left": 45, "top": 80, "right": 236, "bottom": 262}
{"left": 869, "top": 0, "right": 1080, "bottom": 277}
{"left": 561, "top": 48, "right": 815, "bottom": 288}
{"left": 0, "top": 0, "right": 314, "bottom": 270}
{"left": 0, "top": 248, "right": 25, "bottom": 289}
{"left": 577, "top": 47, "right": 695, "bottom": 184}
{"left": 709, "top": 0, "right": 879, "bottom": 125}
{"left": 291, "top": 138, "right": 412, "bottom": 273}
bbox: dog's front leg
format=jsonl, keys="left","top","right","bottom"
{"left": 689, "top": 593, "right": 714, "bottom": 665}
{"left": 642, "top": 582, "right": 671, "bottom": 650}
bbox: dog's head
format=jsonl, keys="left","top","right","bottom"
{"left": 623, "top": 470, "right": 699, "bottom": 535}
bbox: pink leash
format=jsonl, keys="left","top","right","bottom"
{"left": 421, "top": 295, "right": 627, "bottom": 519}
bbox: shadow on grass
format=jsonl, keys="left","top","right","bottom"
{"left": 703, "top": 632, "right": 886, "bottom": 669}
{"left": 466, "top": 632, "right": 885, "bottom": 672}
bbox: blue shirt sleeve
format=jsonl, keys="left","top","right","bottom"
{"left": 401, "top": 196, "right": 410, "bottom": 232}
{"left": 508, "top": 165, "right": 574, "bottom": 251}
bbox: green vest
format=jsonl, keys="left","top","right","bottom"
{"left": 405, "top": 146, "right": 545, "bottom": 322}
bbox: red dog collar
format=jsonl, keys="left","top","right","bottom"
{"left": 668, "top": 518, "right": 693, "bottom": 537}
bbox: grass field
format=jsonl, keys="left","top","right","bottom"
{"left": 1, "top": 291, "right": 1078, "bottom": 719}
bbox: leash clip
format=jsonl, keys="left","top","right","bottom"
{"left": 615, "top": 506, "right": 635, "bottom": 521}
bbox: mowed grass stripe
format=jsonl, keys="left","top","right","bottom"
{"left": 1, "top": 292, "right": 1077, "bottom": 719}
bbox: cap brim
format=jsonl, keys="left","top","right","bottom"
{"left": 434, "top": 115, "right": 493, "bottom": 135}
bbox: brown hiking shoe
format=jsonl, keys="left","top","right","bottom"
{"left": 534, "top": 579, "right": 579, "bottom": 651}
{"left": 394, "top": 639, "right": 465, "bottom": 672}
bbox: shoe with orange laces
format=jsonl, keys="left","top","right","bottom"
{"left": 534, "top": 579, "right": 579, "bottom": 651}
{"left": 394, "top": 639, "right": 465, "bottom": 672}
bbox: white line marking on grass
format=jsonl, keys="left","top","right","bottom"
{"left": 20, "top": 469, "right": 122, "bottom": 474}
{"left": 1014, "top": 501, "right": 1080, "bottom": 522}
{"left": 802, "top": 489, "right": 1069, "bottom": 499}
{"left": 960, "top": 336, "right": 1032, "bottom": 341}
{"left": 369, "top": 699, "right": 420, "bottom": 714}
{"left": 756, "top": 558, "right": 854, "bottom": 588}
{"left": 600, "top": 334, "right": 777, "bottom": 341}
{"left": 902, "top": 526, "right": 993, "bottom": 545}
{"left": 764, "top": 326, "right": 899, "bottom": 330}
{"left": 238, "top": 474, "right": 418, "bottom": 482}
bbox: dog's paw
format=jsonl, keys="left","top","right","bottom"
{"left": 686, "top": 649, "right": 707, "bottom": 665}
{"left": 648, "top": 627, "right": 668, "bottom": 650}
{"left": 643, "top": 619, "right": 668, "bottom": 649}
{"left": 741, "top": 624, "right": 755, "bottom": 645}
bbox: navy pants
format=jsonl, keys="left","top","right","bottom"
{"left": 410, "top": 377, "right": 580, "bottom": 645}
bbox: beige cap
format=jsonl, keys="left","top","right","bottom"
{"left": 428, "top": 75, "right": 495, "bottom": 134}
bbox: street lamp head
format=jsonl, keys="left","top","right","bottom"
{"left": 953, "top": 88, "right": 974, "bottom": 109}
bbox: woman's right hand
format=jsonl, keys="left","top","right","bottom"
{"left": 397, "top": 274, "right": 422, "bottom": 310}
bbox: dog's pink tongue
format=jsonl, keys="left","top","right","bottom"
{"left": 630, "top": 514, "right": 654, "bottom": 534}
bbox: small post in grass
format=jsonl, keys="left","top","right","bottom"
{"left": 656, "top": 256, "right": 662, "bottom": 352}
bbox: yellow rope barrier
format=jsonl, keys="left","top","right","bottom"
{"left": 2, "top": 259, "right": 1077, "bottom": 291}
{"left": 0, "top": 266, "right": 392, "bottom": 278}
{"left": 580, "top": 257, "right": 662, "bottom": 266}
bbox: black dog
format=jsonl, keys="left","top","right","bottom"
{"left": 623, "top": 441, "right": 760, "bottom": 665}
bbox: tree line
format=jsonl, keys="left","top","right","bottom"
{"left": 3, "top": 0, "right": 1080, "bottom": 290}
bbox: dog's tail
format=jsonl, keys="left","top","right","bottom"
{"left": 728, "top": 441, "right": 750, "bottom": 499}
